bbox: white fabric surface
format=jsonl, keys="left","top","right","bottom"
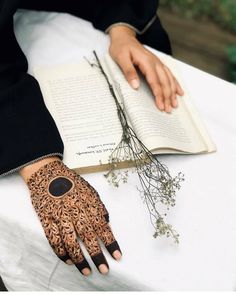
{"left": 0, "top": 9, "right": 236, "bottom": 291}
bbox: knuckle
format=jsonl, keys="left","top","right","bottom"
{"left": 152, "top": 88, "right": 161, "bottom": 98}
{"left": 161, "top": 80, "right": 171, "bottom": 92}
{"left": 154, "top": 87, "right": 163, "bottom": 97}
{"left": 171, "top": 94, "right": 177, "bottom": 101}
{"left": 164, "top": 96, "right": 171, "bottom": 104}
{"left": 165, "top": 92, "right": 172, "bottom": 101}
{"left": 147, "top": 76, "right": 158, "bottom": 87}
{"left": 155, "top": 96, "right": 164, "bottom": 104}
{"left": 115, "top": 51, "right": 126, "bottom": 61}
{"left": 172, "top": 84, "right": 177, "bottom": 93}
{"left": 125, "top": 69, "right": 136, "bottom": 80}
{"left": 148, "top": 79, "right": 156, "bottom": 86}
{"left": 141, "top": 54, "right": 151, "bottom": 64}
{"left": 159, "top": 75, "right": 168, "bottom": 86}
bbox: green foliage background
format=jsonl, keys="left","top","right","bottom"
{"left": 159, "top": 0, "right": 236, "bottom": 33}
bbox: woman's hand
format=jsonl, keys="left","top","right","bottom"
{"left": 20, "top": 157, "right": 122, "bottom": 276}
{"left": 108, "top": 26, "right": 184, "bottom": 113}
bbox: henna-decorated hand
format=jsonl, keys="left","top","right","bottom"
{"left": 26, "top": 160, "right": 122, "bottom": 276}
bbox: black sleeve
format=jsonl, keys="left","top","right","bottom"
{"left": 90, "top": 0, "right": 171, "bottom": 53}
{"left": 0, "top": 10, "right": 64, "bottom": 177}
{"left": 92, "top": 0, "right": 159, "bottom": 34}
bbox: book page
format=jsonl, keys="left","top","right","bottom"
{"left": 158, "top": 53, "right": 216, "bottom": 153}
{"left": 34, "top": 62, "right": 122, "bottom": 169}
{"left": 104, "top": 53, "right": 215, "bottom": 154}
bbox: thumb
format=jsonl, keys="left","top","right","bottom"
{"left": 115, "top": 54, "right": 139, "bottom": 89}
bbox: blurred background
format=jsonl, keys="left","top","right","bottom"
{"left": 158, "top": 0, "right": 236, "bottom": 83}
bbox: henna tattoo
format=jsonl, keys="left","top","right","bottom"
{"left": 26, "top": 160, "right": 121, "bottom": 274}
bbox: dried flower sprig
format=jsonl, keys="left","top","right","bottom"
{"left": 86, "top": 51, "right": 184, "bottom": 243}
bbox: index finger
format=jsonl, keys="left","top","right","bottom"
{"left": 138, "top": 60, "right": 165, "bottom": 111}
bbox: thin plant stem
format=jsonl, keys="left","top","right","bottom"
{"left": 86, "top": 51, "right": 184, "bottom": 243}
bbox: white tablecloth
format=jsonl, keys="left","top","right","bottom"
{"left": 0, "top": 9, "right": 236, "bottom": 291}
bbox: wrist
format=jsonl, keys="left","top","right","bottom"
{"left": 19, "top": 156, "right": 61, "bottom": 183}
{"left": 108, "top": 25, "right": 136, "bottom": 41}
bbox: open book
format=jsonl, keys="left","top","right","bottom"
{"left": 34, "top": 52, "right": 216, "bottom": 174}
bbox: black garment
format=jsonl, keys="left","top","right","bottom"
{"left": 0, "top": 0, "right": 171, "bottom": 177}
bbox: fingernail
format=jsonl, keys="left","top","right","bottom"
{"left": 66, "top": 259, "right": 74, "bottom": 265}
{"left": 113, "top": 250, "right": 122, "bottom": 260}
{"left": 130, "top": 79, "right": 139, "bottom": 89}
{"left": 82, "top": 267, "right": 91, "bottom": 276}
{"left": 98, "top": 264, "right": 109, "bottom": 274}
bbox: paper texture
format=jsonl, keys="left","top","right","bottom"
{"left": 34, "top": 53, "right": 216, "bottom": 172}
